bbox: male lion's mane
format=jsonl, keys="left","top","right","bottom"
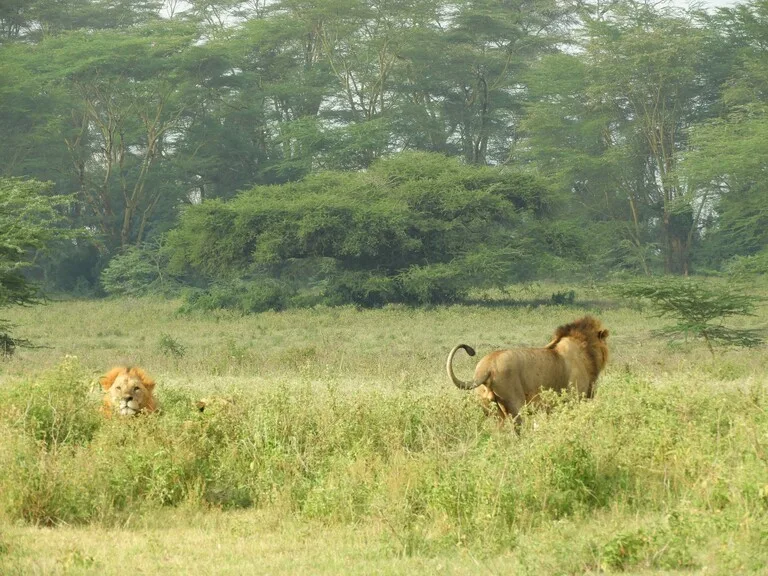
{"left": 546, "top": 315, "right": 609, "bottom": 386}
{"left": 99, "top": 366, "right": 157, "bottom": 417}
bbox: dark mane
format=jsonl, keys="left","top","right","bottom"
{"left": 548, "top": 315, "right": 608, "bottom": 389}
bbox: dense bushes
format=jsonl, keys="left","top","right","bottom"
{"left": 2, "top": 357, "right": 767, "bottom": 569}
{"left": 166, "top": 153, "right": 580, "bottom": 309}
{"left": 179, "top": 279, "right": 295, "bottom": 314}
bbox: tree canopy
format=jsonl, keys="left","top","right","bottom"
{"left": 0, "top": 178, "right": 75, "bottom": 352}
{"left": 1, "top": 0, "right": 768, "bottom": 301}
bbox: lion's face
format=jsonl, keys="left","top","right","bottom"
{"left": 100, "top": 367, "right": 156, "bottom": 417}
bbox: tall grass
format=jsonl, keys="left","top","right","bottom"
{"left": 1, "top": 288, "right": 767, "bottom": 572}
{"left": 1, "top": 356, "right": 767, "bottom": 569}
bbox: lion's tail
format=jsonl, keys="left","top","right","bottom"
{"left": 446, "top": 344, "right": 481, "bottom": 390}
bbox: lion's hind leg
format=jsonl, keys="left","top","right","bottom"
{"left": 476, "top": 384, "right": 508, "bottom": 422}
{"left": 493, "top": 391, "right": 527, "bottom": 434}
{"left": 477, "top": 385, "right": 523, "bottom": 431}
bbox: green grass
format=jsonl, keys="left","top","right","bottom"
{"left": 1, "top": 284, "right": 767, "bottom": 574}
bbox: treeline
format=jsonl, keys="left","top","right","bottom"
{"left": 1, "top": 0, "right": 768, "bottom": 302}
{"left": 105, "top": 153, "right": 582, "bottom": 308}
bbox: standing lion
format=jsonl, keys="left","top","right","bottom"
{"left": 446, "top": 316, "right": 609, "bottom": 425}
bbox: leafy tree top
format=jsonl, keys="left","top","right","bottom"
{"left": 0, "top": 177, "right": 74, "bottom": 307}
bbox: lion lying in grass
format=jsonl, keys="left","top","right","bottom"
{"left": 195, "top": 396, "right": 235, "bottom": 413}
{"left": 446, "top": 316, "right": 609, "bottom": 425}
{"left": 100, "top": 366, "right": 157, "bottom": 417}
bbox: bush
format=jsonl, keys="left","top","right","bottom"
{"left": 723, "top": 249, "right": 768, "bottom": 279}
{"left": 0, "top": 320, "right": 31, "bottom": 359}
{"left": 166, "top": 152, "right": 563, "bottom": 308}
{"left": 324, "top": 271, "right": 399, "bottom": 307}
{"left": 157, "top": 333, "right": 186, "bottom": 358}
{"left": 614, "top": 279, "right": 764, "bottom": 356}
{"left": 550, "top": 289, "right": 576, "bottom": 305}
{"left": 0, "top": 356, "right": 101, "bottom": 447}
{"left": 324, "top": 264, "right": 465, "bottom": 307}
{"left": 180, "top": 279, "right": 294, "bottom": 314}
{"left": 100, "top": 240, "right": 178, "bottom": 296}
{"left": 396, "top": 263, "right": 464, "bottom": 305}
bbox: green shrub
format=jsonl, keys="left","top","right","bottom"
{"left": 324, "top": 271, "right": 399, "bottom": 307}
{"left": 597, "top": 517, "right": 697, "bottom": 572}
{"left": 180, "top": 279, "right": 293, "bottom": 314}
{"left": 723, "top": 249, "right": 768, "bottom": 279}
{"left": 100, "top": 241, "right": 179, "bottom": 296}
{"left": 614, "top": 279, "right": 764, "bottom": 356}
{"left": 166, "top": 152, "right": 562, "bottom": 308}
{"left": 550, "top": 289, "right": 576, "bottom": 305}
{"left": 396, "top": 263, "right": 464, "bottom": 306}
{"left": 157, "top": 333, "right": 186, "bottom": 358}
{"left": 324, "top": 265, "right": 465, "bottom": 307}
{"left": 0, "top": 321, "right": 31, "bottom": 358}
{"left": 0, "top": 356, "right": 101, "bottom": 447}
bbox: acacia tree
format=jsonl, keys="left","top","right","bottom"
{"left": 520, "top": 2, "right": 720, "bottom": 274}
{"left": 586, "top": 4, "right": 717, "bottom": 274}
{"left": 0, "top": 0, "right": 189, "bottom": 289}
{"left": 683, "top": 0, "right": 768, "bottom": 265}
{"left": 616, "top": 280, "right": 764, "bottom": 358}
{"left": 0, "top": 178, "right": 75, "bottom": 355}
{"left": 0, "top": 20, "right": 198, "bottom": 251}
{"left": 394, "top": 0, "right": 570, "bottom": 165}
{"left": 56, "top": 24, "right": 195, "bottom": 249}
{"left": 518, "top": 51, "right": 657, "bottom": 274}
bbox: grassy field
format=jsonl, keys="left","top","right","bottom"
{"left": 1, "top": 283, "right": 767, "bottom": 574}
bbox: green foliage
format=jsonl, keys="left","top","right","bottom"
{"left": 0, "top": 321, "right": 31, "bottom": 358}
{"left": 1, "top": 0, "right": 766, "bottom": 294}
{"left": 100, "top": 240, "right": 178, "bottom": 297}
{"left": 0, "top": 355, "right": 767, "bottom": 568}
{"left": 325, "top": 264, "right": 464, "bottom": 307}
{"left": 169, "top": 153, "right": 560, "bottom": 308}
{"left": 0, "top": 178, "right": 72, "bottom": 302}
{"left": 550, "top": 289, "right": 576, "bottom": 306}
{"left": 2, "top": 0, "right": 768, "bottom": 295}
{"left": 723, "top": 250, "right": 768, "bottom": 279}
{"left": 0, "top": 177, "right": 74, "bottom": 355}
{"left": 615, "top": 279, "right": 765, "bottom": 355}
{"left": 597, "top": 519, "right": 696, "bottom": 571}
{"left": 157, "top": 333, "right": 186, "bottom": 359}
{"left": 180, "top": 279, "right": 295, "bottom": 314}
{"left": 687, "top": 105, "right": 768, "bottom": 266}
{"left": 0, "top": 356, "right": 101, "bottom": 448}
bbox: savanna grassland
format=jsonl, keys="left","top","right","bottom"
{"left": 1, "top": 284, "right": 768, "bottom": 575}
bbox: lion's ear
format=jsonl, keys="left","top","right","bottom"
{"left": 545, "top": 337, "right": 559, "bottom": 349}
{"left": 131, "top": 367, "right": 156, "bottom": 391}
{"left": 598, "top": 329, "right": 609, "bottom": 341}
{"left": 100, "top": 367, "right": 123, "bottom": 390}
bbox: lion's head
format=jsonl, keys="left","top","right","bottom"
{"left": 195, "top": 396, "right": 235, "bottom": 414}
{"left": 547, "top": 315, "right": 609, "bottom": 386}
{"left": 100, "top": 366, "right": 157, "bottom": 417}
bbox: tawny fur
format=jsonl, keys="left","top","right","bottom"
{"left": 99, "top": 366, "right": 157, "bottom": 417}
{"left": 446, "top": 316, "right": 609, "bottom": 425}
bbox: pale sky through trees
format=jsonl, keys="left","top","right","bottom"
{"left": 674, "top": 0, "right": 740, "bottom": 7}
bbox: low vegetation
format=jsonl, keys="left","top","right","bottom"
{"left": 1, "top": 288, "right": 767, "bottom": 573}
